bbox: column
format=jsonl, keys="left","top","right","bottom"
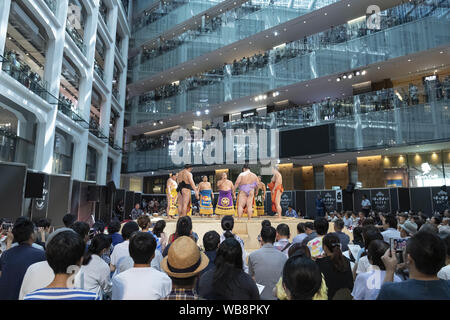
{"left": 0, "top": 0, "right": 12, "bottom": 63}
{"left": 35, "top": 0, "right": 69, "bottom": 173}
{"left": 71, "top": 131, "right": 89, "bottom": 180}
{"left": 99, "top": 5, "right": 118, "bottom": 137}
{"left": 353, "top": 95, "right": 363, "bottom": 149}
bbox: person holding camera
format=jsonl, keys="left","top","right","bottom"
{"left": 377, "top": 231, "right": 450, "bottom": 299}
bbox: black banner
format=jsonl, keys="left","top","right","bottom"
{"left": 280, "top": 191, "right": 294, "bottom": 215}
{"left": 410, "top": 187, "right": 433, "bottom": 217}
{"left": 431, "top": 187, "right": 449, "bottom": 213}
{"left": 47, "top": 175, "right": 71, "bottom": 228}
{"left": 370, "top": 189, "right": 391, "bottom": 213}
{"left": 31, "top": 173, "right": 49, "bottom": 221}
{"left": 322, "top": 191, "right": 337, "bottom": 213}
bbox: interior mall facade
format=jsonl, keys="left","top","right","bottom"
{"left": 121, "top": 0, "right": 450, "bottom": 194}
{"left": 0, "top": 0, "right": 449, "bottom": 195}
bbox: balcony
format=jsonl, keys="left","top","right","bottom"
{"left": 1, "top": 53, "right": 52, "bottom": 102}
{"left": 0, "top": 127, "right": 35, "bottom": 168}
{"left": 129, "top": 1, "right": 450, "bottom": 125}
{"left": 66, "top": 24, "right": 87, "bottom": 55}
{"left": 133, "top": 0, "right": 341, "bottom": 79}
{"left": 56, "top": 97, "right": 90, "bottom": 129}
{"left": 89, "top": 118, "right": 109, "bottom": 141}
{"left": 132, "top": 0, "right": 223, "bottom": 48}
{"left": 124, "top": 82, "right": 450, "bottom": 173}
{"left": 94, "top": 60, "right": 105, "bottom": 80}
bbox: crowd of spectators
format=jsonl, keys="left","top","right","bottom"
{"left": 0, "top": 206, "right": 449, "bottom": 300}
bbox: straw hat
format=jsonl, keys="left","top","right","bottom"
{"left": 161, "top": 236, "right": 209, "bottom": 278}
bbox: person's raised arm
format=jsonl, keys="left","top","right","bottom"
{"left": 381, "top": 248, "right": 398, "bottom": 283}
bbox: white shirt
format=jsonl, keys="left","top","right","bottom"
{"left": 352, "top": 268, "right": 403, "bottom": 300}
{"left": 112, "top": 248, "right": 163, "bottom": 277}
{"left": 381, "top": 228, "right": 401, "bottom": 243}
{"left": 110, "top": 240, "right": 129, "bottom": 267}
{"left": 361, "top": 199, "right": 371, "bottom": 207}
{"left": 111, "top": 267, "right": 171, "bottom": 300}
{"left": 438, "top": 265, "right": 450, "bottom": 280}
{"left": 356, "top": 255, "right": 371, "bottom": 274}
{"left": 75, "top": 254, "right": 112, "bottom": 296}
{"left": 19, "top": 261, "right": 54, "bottom": 300}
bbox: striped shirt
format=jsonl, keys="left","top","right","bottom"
{"left": 23, "top": 288, "right": 100, "bottom": 300}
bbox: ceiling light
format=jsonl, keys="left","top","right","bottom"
{"left": 336, "top": 77, "right": 341, "bottom": 82}
{"left": 343, "top": 75, "right": 347, "bottom": 79}
{"left": 361, "top": 70, "right": 367, "bottom": 75}
{"left": 408, "top": 59, "right": 412, "bottom": 62}
{"left": 196, "top": 111, "right": 201, "bottom": 116}
{"left": 356, "top": 71, "right": 361, "bottom": 76}
{"left": 274, "top": 31, "right": 279, "bottom": 36}
{"left": 348, "top": 74, "right": 353, "bottom": 79}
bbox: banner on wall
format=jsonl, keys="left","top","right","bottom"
{"left": 431, "top": 188, "right": 449, "bottom": 213}
{"left": 322, "top": 191, "right": 336, "bottom": 212}
{"left": 280, "top": 191, "right": 293, "bottom": 214}
{"left": 336, "top": 190, "right": 343, "bottom": 203}
{"left": 370, "top": 189, "right": 391, "bottom": 212}
{"left": 31, "top": 174, "right": 50, "bottom": 220}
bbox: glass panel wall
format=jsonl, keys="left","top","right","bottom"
{"left": 129, "top": 1, "right": 450, "bottom": 125}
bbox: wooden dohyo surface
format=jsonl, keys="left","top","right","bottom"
{"left": 149, "top": 217, "right": 353, "bottom": 252}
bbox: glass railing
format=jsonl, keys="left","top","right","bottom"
{"left": 52, "top": 152, "right": 73, "bottom": 175}
{"left": 129, "top": 1, "right": 450, "bottom": 125}
{"left": 132, "top": 0, "right": 223, "bottom": 48}
{"left": 94, "top": 60, "right": 105, "bottom": 80}
{"left": 89, "top": 119, "right": 109, "bottom": 140}
{"left": 1, "top": 53, "right": 52, "bottom": 102}
{"left": 56, "top": 98, "right": 90, "bottom": 129}
{"left": 108, "top": 136, "right": 123, "bottom": 151}
{"left": 43, "top": 0, "right": 57, "bottom": 14}
{"left": 0, "top": 129, "right": 35, "bottom": 168}
{"left": 66, "top": 25, "right": 87, "bottom": 55}
{"left": 124, "top": 86, "right": 450, "bottom": 172}
{"left": 133, "top": 0, "right": 341, "bottom": 78}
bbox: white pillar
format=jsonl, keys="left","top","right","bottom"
{"left": 0, "top": 0, "right": 11, "bottom": 59}
{"left": 99, "top": 5, "right": 118, "bottom": 137}
{"left": 72, "top": 131, "right": 89, "bottom": 180}
{"left": 34, "top": 1, "right": 69, "bottom": 173}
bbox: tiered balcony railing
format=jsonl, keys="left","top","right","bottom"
{"left": 132, "top": 0, "right": 223, "bottom": 48}
{"left": 133, "top": 0, "right": 341, "bottom": 79}
{"left": 0, "top": 127, "right": 35, "bottom": 168}
{"left": 129, "top": 0, "right": 450, "bottom": 126}
{"left": 1, "top": 53, "right": 51, "bottom": 102}
{"left": 124, "top": 84, "right": 450, "bottom": 172}
{"left": 66, "top": 24, "right": 87, "bottom": 55}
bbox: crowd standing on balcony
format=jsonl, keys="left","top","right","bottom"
{"left": 2, "top": 50, "right": 46, "bottom": 96}
{"left": 136, "top": 0, "right": 446, "bottom": 104}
